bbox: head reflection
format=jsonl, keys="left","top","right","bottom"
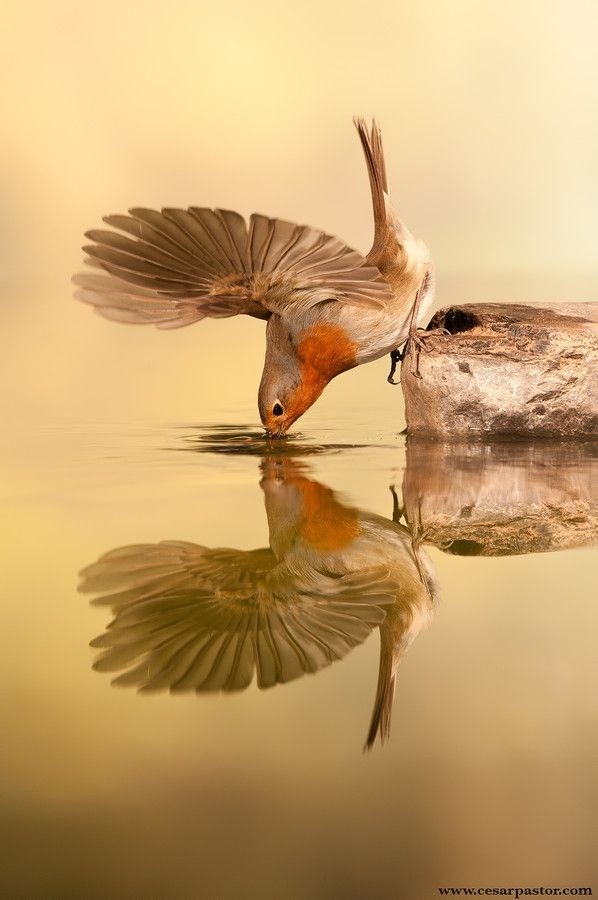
{"left": 79, "top": 457, "right": 438, "bottom": 749}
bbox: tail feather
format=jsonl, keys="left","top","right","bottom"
{"left": 364, "top": 628, "right": 396, "bottom": 751}
{"left": 354, "top": 116, "right": 418, "bottom": 279}
{"left": 353, "top": 117, "right": 389, "bottom": 249}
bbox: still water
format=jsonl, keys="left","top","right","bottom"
{"left": 2, "top": 409, "right": 597, "bottom": 898}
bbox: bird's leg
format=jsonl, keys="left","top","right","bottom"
{"left": 404, "top": 494, "right": 435, "bottom": 597}
{"left": 390, "top": 487, "right": 433, "bottom": 598}
{"left": 404, "top": 283, "right": 451, "bottom": 378}
{"left": 405, "top": 284, "right": 431, "bottom": 378}
{"left": 387, "top": 279, "right": 451, "bottom": 382}
{"left": 387, "top": 284, "right": 437, "bottom": 382}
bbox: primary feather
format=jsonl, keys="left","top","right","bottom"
{"left": 74, "top": 209, "right": 392, "bottom": 327}
{"left": 80, "top": 539, "right": 394, "bottom": 692}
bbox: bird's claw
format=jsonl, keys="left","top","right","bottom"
{"left": 387, "top": 349, "right": 403, "bottom": 384}
{"left": 387, "top": 326, "right": 450, "bottom": 382}
{"left": 389, "top": 485, "right": 404, "bottom": 523}
{"left": 406, "top": 327, "right": 451, "bottom": 377}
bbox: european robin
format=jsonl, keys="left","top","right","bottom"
{"left": 75, "top": 119, "right": 433, "bottom": 436}
{"left": 79, "top": 458, "right": 438, "bottom": 747}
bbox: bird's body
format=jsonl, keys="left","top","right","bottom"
{"left": 80, "top": 457, "right": 437, "bottom": 746}
{"left": 75, "top": 119, "right": 433, "bottom": 434}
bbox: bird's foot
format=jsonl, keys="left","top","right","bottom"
{"left": 389, "top": 485, "right": 404, "bottom": 524}
{"left": 406, "top": 326, "right": 451, "bottom": 378}
{"left": 388, "top": 327, "right": 450, "bottom": 381}
{"left": 387, "top": 349, "right": 404, "bottom": 385}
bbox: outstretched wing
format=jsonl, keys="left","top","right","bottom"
{"left": 79, "top": 540, "right": 394, "bottom": 692}
{"left": 74, "top": 208, "right": 392, "bottom": 328}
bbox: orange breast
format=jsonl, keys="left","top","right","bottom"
{"left": 298, "top": 480, "right": 361, "bottom": 551}
{"left": 297, "top": 324, "right": 358, "bottom": 378}
{"left": 285, "top": 324, "right": 358, "bottom": 423}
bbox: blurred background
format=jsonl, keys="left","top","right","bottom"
{"left": 1, "top": 0, "right": 597, "bottom": 426}
{"left": 1, "top": 1, "right": 597, "bottom": 897}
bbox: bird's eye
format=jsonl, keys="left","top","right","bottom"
{"left": 272, "top": 402, "right": 284, "bottom": 416}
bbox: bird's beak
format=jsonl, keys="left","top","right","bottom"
{"left": 265, "top": 425, "right": 287, "bottom": 440}
{"left": 264, "top": 415, "right": 291, "bottom": 439}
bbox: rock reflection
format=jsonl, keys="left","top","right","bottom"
{"left": 79, "top": 458, "right": 438, "bottom": 748}
{"left": 403, "top": 439, "right": 598, "bottom": 556}
{"left": 80, "top": 439, "right": 597, "bottom": 749}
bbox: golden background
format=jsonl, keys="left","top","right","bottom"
{"left": 1, "top": 1, "right": 597, "bottom": 897}
{"left": 2, "top": 0, "right": 597, "bottom": 425}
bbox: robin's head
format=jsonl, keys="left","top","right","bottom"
{"left": 258, "top": 316, "right": 325, "bottom": 437}
{"left": 258, "top": 315, "right": 358, "bottom": 438}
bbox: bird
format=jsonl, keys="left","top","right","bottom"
{"left": 74, "top": 118, "right": 434, "bottom": 437}
{"left": 364, "top": 486, "right": 438, "bottom": 749}
{"left": 78, "top": 456, "right": 438, "bottom": 747}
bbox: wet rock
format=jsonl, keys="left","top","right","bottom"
{"left": 401, "top": 302, "right": 598, "bottom": 437}
{"left": 401, "top": 438, "right": 598, "bottom": 556}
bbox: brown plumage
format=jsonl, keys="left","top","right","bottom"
{"left": 363, "top": 534, "right": 438, "bottom": 750}
{"left": 74, "top": 119, "right": 433, "bottom": 435}
{"left": 79, "top": 458, "right": 438, "bottom": 747}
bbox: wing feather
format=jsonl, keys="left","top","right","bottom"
{"left": 101, "top": 213, "right": 199, "bottom": 261}
{"left": 84, "top": 229, "right": 203, "bottom": 278}
{"left": 75, "top": 205, "right": 393, "bottom": 328}
{"left": 80, "top": 540, "right": 394, "bottom": 693}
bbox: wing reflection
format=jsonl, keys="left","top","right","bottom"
{"left": 79, "top": 439, "right": 597, "bottom": 749}
{"left": 79, "top": 459, "right": 438, "bottom": 748}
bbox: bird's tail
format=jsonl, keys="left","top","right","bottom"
{"left": 353, "top": 117, "right": 389, "bottom": 244}
{"left": 354, "top": 116, "right": 416, "bottom": 276}
{"left": 364, "top": 623, "right": 396, "bottom": 751}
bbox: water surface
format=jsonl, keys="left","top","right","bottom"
{"left": 2, "top": 413, "right": 597, "bottom": 897}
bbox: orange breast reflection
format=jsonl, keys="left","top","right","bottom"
{"left": 294, "top": 477, "right": 361, "bottom": 551}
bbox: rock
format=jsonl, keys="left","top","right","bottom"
{"left": 401, "top": 438, "right": 598, "bottom": 556}
{"left": 401, "top": 302, "right": 598, "bottom": 437}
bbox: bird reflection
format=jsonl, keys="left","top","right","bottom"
{"left": 79, "top": 458, "right": 438, "bottom": 749}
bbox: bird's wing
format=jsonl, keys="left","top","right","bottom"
{"left": 79, "top": 540, "right": 277, "bottom": 609}
{"left": 79, "top": 540, "right": 395, "bottom": 692}
{"left": 74, "top": 208, "right": 392, "bottom": 328}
